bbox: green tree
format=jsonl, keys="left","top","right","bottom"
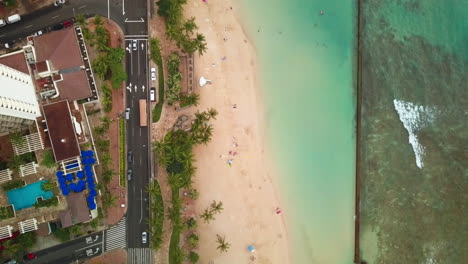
{"left": 101, "top": 116, "right": 112, "bottom": 130}
{"left": 93, "top": 15, "right": 103, "bottom": 26}
{"left": 10, "top": 132, "right": 25, "bottom": 146}
{"left": 185, "top": 217, "right": 197, "bottom": 229}
{"left": 102, "top": 192, "right": 117, "bottom": 208}
{"left": 188, "top": 233, "right": 199, "bottom": 248}
{"left": 199, "top": 208, "right": 214, "bottom": 223}
{"left": 189, "top": 189, "right": 199, "bottom": 200}
{"left": 93, "top": 54, "right": 110, "bottom": 80}
{"left": 102, "top": 168, "right": 114, "bottom": 184}
{"left": 188, "top": 251, "right": 199, "bottom": 263}
{"left": 210, "top": 200, "right": 223, "bottom": 214}
{"left": 69, "top": 224, "right": 82, "bottom": 236}
{"left": 216, "top": 234, "right": 231, "bottom": 253}
{"left": 182, "top": 17, "right": 198, "bottom": 36}
{"left": 149, "top": 38, "right": 162, "bottom": 64}
{"left": 41, "top": 179, "right": 55, "bottom": 191}
{"left": 76, "top": 14, "right": 88, "bottom": 27}
{"left": 40, "top": 150, "right": 56, "bottom": 168}
{"left": 174, "top": 246, "right": 185, "bottom": 264}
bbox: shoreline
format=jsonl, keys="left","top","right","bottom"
{"left": 184, "top": 0, "right": 292, "bottom": 263}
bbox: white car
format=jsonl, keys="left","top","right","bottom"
{"left": 0, "top": 19, "right": 6, "bottom": 27}
{"left": 54, "top": 0, "right": 66, "bottom": 7}
{"left": 150, "top": 67, "right": 156, "bottom": 81}
{"left": 142, "top": 232, "right": 147, "bottom": 244}
{"left": 150, "top": 88, "right": 155, "bottom": 101}
{"left": 132, "top": 40, "right": 137, "bottom": 51}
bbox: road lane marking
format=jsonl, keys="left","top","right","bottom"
{"left": 78, "top": 5, "right": 87, "bottom": 9}
{"left": 108, "top": 0, "right": 110, "bottom": 18}
{"left": 137, "top": 40, "right": 140, "bottom": 75}
{"left": 139, "top": 190, "right": 143, "bottom": 223}
{"left": 52, "top": 15, "right": 60, "bottom": 19}
{"left": 124, "top": 18, "right": 145, "bottom": 23}
{"left": 122, "top": 0, "right": 125, "bottom": 15}
{"left": 24, "top": 25, "right": 33, "bottom": 28}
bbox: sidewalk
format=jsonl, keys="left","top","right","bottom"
{"left": 101, "top": 18, "right": 127, "bottom": 226}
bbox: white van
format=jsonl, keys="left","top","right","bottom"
{"left": 0, "top": 19, "right": 6, "bottom": 27}
{"left": 7, "top": 14, "right": 21, "bottom": 24}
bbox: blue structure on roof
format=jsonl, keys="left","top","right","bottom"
{"left": 55, "top": 150, "right": 98, "bottom": 210}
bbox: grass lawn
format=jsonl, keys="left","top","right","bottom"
{"left": 119, "top": 118, "right": 126, "bottom": 187}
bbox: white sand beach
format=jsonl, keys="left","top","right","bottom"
{"left": 184, "top": 1, "right": 291, "bottom": 263}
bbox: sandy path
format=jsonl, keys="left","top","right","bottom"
{"left": 183, "top": 1, "right": 291, "bottom": 263}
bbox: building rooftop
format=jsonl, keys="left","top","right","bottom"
{"left": 32, "top": 28, "right": 83, "bottom": 70}
{"left": 42, "top": 101, "right": 80, "bottom": 162}
{"left": 66, "top": 192, "right": 91, "bottom": 224}
{"left": 32, "top": 27, "right": 94, "bottom": 102}
{"left": 55, "top": 71, "right": 92, "bottom": 101}
{"left": 0, "top": 51, "right": 29, "bottom": 75}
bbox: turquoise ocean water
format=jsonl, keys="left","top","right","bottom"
{"left": 359, "top": 1, "right": 468, "bottom": 263}
{"left": 237, "top": 1, "right": 357, "bottom": 263}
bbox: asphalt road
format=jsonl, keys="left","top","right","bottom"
{"left": 124, "top": 37, "right": 151, "bottom": 250}
{"left": 27, "top": 232, "right": 104, "bottom": 264}
{"left": 0, "top": 0, "right": 148, "bottom": 43}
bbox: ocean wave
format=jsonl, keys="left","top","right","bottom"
{"left": 393, "top": 99, "right": 439, "bottom": 168}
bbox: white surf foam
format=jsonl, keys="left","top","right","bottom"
{"left": 393, "top": 99, "right": 438, "bottom": 169}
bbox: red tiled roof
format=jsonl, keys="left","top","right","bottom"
{"left": 66, "top": 192, "right": 91, "bottom": 224}
{"left": 42, "top": 101, "right": 80, "bottom": 161}
{"left": 0, "top": 51, "right": 29, "bottom": 74}
{"left": 33, "top": 27, "right": 83, "bottom": 70}
{"left": 55, "top": 71, "right": 92, "bottom": 101}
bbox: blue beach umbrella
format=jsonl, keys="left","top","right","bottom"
{"left": 77, "top": 171, "right": 84, "bottom": 179}
{"left": 247, "top": 245, "right": 255, "bottom": 252}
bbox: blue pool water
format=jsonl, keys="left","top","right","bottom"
{"left": 7, "top": 180, "right": 53, "bottom": 210}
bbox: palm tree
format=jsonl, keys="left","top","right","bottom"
{"left": 210, "top": 200, "right": 224, "bottom": 214}
{"left": 93, "top": 15, "right": 103, "bottom": 26}
{"left": 200, "top": 208, "right": 214, "bottom": 223}
{"left": 207, "top": 108, "right": 218, "bottom": 120}
{"left": 101, "top": 116, "right": 112, "bottom": 130}
{"left": 182, "top": 17, "right": 198, "bottom": 36}
{"left": 216, "top": 234, "right": 231, "bottom": 253}
{"left": 102, "top": 192, "right": 117, "bottom": 208}
{"left": 10, "top": 132, "right": 25, "bottom": 147}
{"left": 195, "top": 33, "right": 207, "bottom": 55}
{"left": 76, "top": 14, "right": 87, "bottom": 27}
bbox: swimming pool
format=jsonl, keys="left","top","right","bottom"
{"left": 6, "top": 180, "right": 53, "bottom": 211}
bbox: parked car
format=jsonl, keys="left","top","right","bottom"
{"left": 6, "top": 14, "right": 21, "bottom": 24}
{"left": 63, "top": 20, "right": 73, "bottom": 28}
{"left": 150, "top": 67, "right": 156, "bottom": 81}
{"left": 132, "top": 40, "right": 137, "bottom": 51}
{"left": 142, "top": 232, "right": 147, "bottom": 244}
{"left": 0, "top": 19, "right": 6, "bottom": 27}
{"left": 125, "top": 108, "right": 130, "bottom": 120}
{"left": 54, "top": 0, "right": 66, "bottom": 6}
{"left": 127, "top": 169, "right": 132, "bottom": 181}
{"left": 150, "top": 88, "right": 155, "bottom": 101}
{"left": 127, "top": 151, "right": 133, "bottom": 163}
{"left": 23, "top": 253, "right": 36, "bottom": 261}
{"left": 4, "top": 41, "right": 15, "bottom": 49}
{"left": 52, "top": 23, "right": 64, "bottom": 31}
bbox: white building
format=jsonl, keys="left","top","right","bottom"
{"left": 0, "top": 63, "right": 40, "bottom": 135}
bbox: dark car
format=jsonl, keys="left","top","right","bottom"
{"left": 52, "top": 23, "right": 64, "bottom": 31}
{"left": 127, "top": 151, "right": 133, "bottom": 163}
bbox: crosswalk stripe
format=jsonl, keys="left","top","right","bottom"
{"left": 105, "top": 217, "right": 127, "bottom": 252}
{"left": 128, "top": 248, "right": 152, "bottom": 264}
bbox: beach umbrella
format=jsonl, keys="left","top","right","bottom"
{"left": 77, "top": 171, "right": 84, "bottom": 179}
{"left": 87, "top": 150, "right": 94, "bottom": 157}
{"left": 88, "top": 202, "right": 97, "bottom": 210}
{"left": 56, "top": 171, "right": 64, "bottom": 177}
{"left": 247, "top": 245, "right": 255, "bottom": 253}
{"left": 81, "top": 150, "right": 87, "bottom": 157}
{"left": 62, "top": 188, "right": 70, "bottom": 196}
{"left": 88, "top": 158, "right": 96, "bottom": 165}
{"left": 66, "top": 173, "right": 73, "bottom": 182}
{"left": 199, "top": 76, "right": 212, "bottom": 87}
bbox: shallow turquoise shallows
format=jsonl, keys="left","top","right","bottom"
{"left": 7, "top": 180, "right": 53, "bottom": 210}
{"left": 237, "top": 0, "right": 356, "bottom": 263}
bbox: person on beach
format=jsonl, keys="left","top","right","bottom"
{"left": 232, "top": 104, "right": 237, "bottom": 108}
{"left": 276, "top": 207, "right": 282, "bottom": 214}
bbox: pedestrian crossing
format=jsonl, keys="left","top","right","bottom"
{"left": 105, "top": 217, "right": 127, "bottom": 252}
{"left": 128, "top": 248, "right": 152, "bottom": 264}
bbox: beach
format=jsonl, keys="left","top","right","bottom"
{"left": 159, "top": 0, "right": 292, "bottom": 263}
